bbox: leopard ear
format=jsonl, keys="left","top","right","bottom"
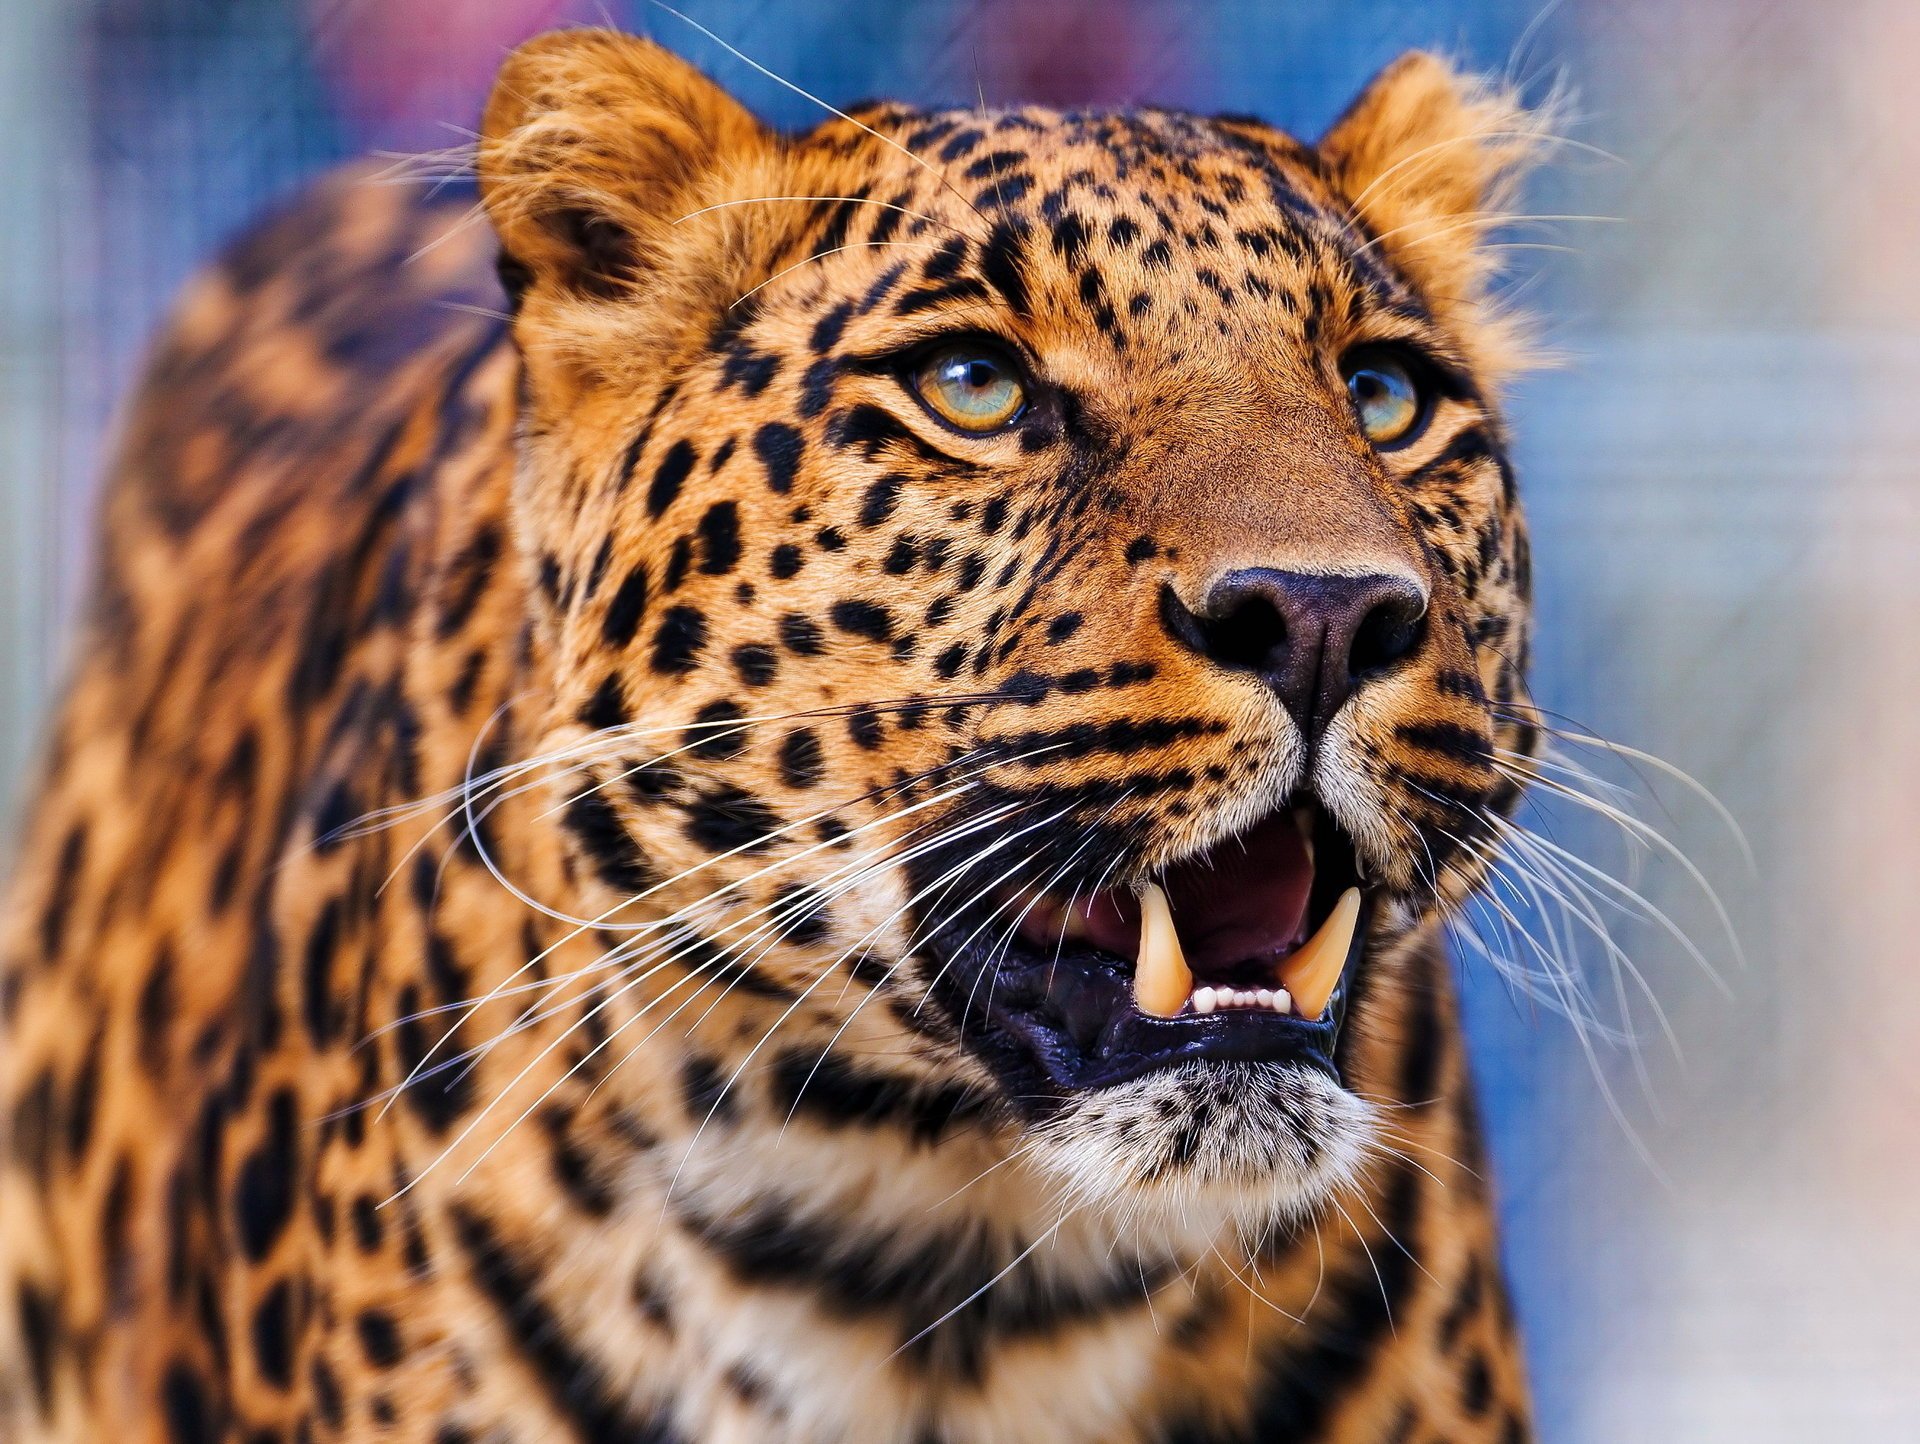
{"left": 1319, "top": 53, "right": 1549, "bottom": 369}
{"left": 478, "top": 29, "right": 773, "bottom": 309}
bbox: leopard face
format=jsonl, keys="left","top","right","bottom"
{"left": 479, "top": 31, "right": 1542, "bottom": 1239}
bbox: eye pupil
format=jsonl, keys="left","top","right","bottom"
{"left": 914, "top": 342, "right": 1027, "bottom": 432}
{"left": 1343, "top": 352, "right": 1423, "bottom": 446}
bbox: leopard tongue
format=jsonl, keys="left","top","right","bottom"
{"left": 1132, "top": 883, "right": 1192, "bottom": 1017}
{"left": 1275, "top": 887, "right": 1362, "bottom": 1020}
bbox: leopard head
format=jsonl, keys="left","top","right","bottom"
{"left": 475, "top": 29, "right": 1545, "bottom": 1237}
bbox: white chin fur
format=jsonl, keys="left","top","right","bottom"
{"left": 1023, "top": 1061, "right": 1375, "bottom": 1240}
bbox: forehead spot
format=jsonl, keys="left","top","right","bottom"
{"left": 719, "top": 346, "right": 779, "bottom": 398}
{"left": 882, "top": 537, "right": 918, "bottom": 575}
{"left": 978, "top": 172, "right": 1035, "bottom": 208}
{"left": 752, "top": 423, "right": 804, "bottom": 494}
{"left": 647, "top": 439, "right": 697, "bottom": 520}
{"left": 696, "top": 502, "right": 741, "bottom": 576}
{"left": 769, "top": 543, "right": 803, "bottom": 580}
{"left": 922, "top": 235, "right": 969, "bottom": 281}
{"left": 663, "top": 535, "right": 693, "bottom": 592}
{"left": 936, "top": 128, "right": 986, "bottom": 162}
{"left": 809, "top": 301, "right": 854, "bottom": 355}
{"left": 799, "top": 359, "right": 837, "bottom": 419}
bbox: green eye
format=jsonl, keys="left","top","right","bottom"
{"left": 911, "top": 341, "right": 1027, "bottom": 432}
{"left": 1342, "top": 349, "right": 1427, "bottom": 447}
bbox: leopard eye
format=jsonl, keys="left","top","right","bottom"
{"left": 910, "top": 340, "right": 1027, "bottom": 432}
{"left": 1341, "top": 347, "right": 1428, "bottom": 448}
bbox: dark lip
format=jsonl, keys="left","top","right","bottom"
{"left": 918, "top": 808, "right": 1376, "bottom": 1104}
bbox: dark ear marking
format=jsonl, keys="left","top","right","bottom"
{"left": 544, "top": 207, "right": 637, "bottom": 300}
{"left": 478, "top": 29, "right": 769, "bottom": 316}
{"left": 496, "top": 249, "right": 533, "bottom": 311}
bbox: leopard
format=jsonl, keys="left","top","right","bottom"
{"left": 1, "top": 27, "right": 1551, "bottom": 1444}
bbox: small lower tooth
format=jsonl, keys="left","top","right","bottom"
{"left": 1274, "top": 988, "right": 1293, "bottom": 1014}
{"left": 1194, "top": 987, "right": 1216, "bottom": 1014}
{"left": 1256, "top": 988, "right": 1274, "bottom": 1008}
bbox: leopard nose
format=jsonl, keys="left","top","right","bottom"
{"left": 1160, "top": 568, "right": 1428, "bottom": 736}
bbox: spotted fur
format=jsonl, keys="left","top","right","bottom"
{"left": 3, "top": 31, "right": 1545, "bottom": 1443}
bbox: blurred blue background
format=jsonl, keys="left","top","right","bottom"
{"left": 5, "top": 1, "right": 1917, "bottom": 1437}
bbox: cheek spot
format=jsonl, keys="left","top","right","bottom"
{"left": 650, "top": 606, "right": 708, "bottom": 674}
{"left": 830, "top": 600, "right": 894, "bottom": 644}
{"left": 1046, "top": 613, "right": 1083, "bottom": 644}
{"left": 845, "top": 708, "right": 883, "bottom": 750}
{"left": 779, "top": 614, "right": 824, "bottom": 656}
{"left": 578, "top": 673, "right": 628, "bottom": 730}
{"left": 776, "top": 729, "right": 825, "bottom": 789}
{"left": 602, "top": 564, "right": 651, "bottom": 647}
{"left": 774, "top": 884, "right": 833, "bottom": 946}
{"left": 731, "top": 644, "right": 777, "bottom": 687}
{"left": 687, "top": 701, "right": 747, "bottom": 761}
{"left": 858, "top": 474, "right": 903, "bottom": 528}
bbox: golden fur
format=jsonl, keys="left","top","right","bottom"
{"left": 2, "top": 31, "right": 1546, "bottom": 1443}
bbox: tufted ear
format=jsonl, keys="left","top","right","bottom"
{"left": 478, "top": 29, "right": 774, "bottom": 317}
{"left": 1319, "top": 53, "right": 1548, "bottom": 372}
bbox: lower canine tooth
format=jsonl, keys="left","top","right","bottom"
{"left": 1133, "top": 882, "right": 1192, "bottom": 1017}
{"left": 1273, "top": 988, "right": 1293, "bottom": 1014}
{"left": 1194, "top": 986, "right": 1217, "bottom": 1014}
{"left": 1276, "top": 887, "right": 1361, "bottom": 1020}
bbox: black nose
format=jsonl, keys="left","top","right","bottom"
{"left": 1161, "top": 568, "right": 1427, "bottom": 735}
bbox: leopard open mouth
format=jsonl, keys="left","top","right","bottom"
{"left": 921, "top": 803, "right": 1374, "bottom": 1099}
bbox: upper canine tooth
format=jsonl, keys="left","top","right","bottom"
{"left": 1276, "top": 887, "right": 1361, "bottom": 1020}
{"left": 1133, "top": 882, "right": 1192, "bottom": 1017}
{"left": 1026, "top": 896, "right": 1065, "bottom": 941}
{"left": 1059, "top": 905, "right": 1091, "bottom": 943}
{"left": 1293, "top": 807, "right": 1317, "bottom": 868}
